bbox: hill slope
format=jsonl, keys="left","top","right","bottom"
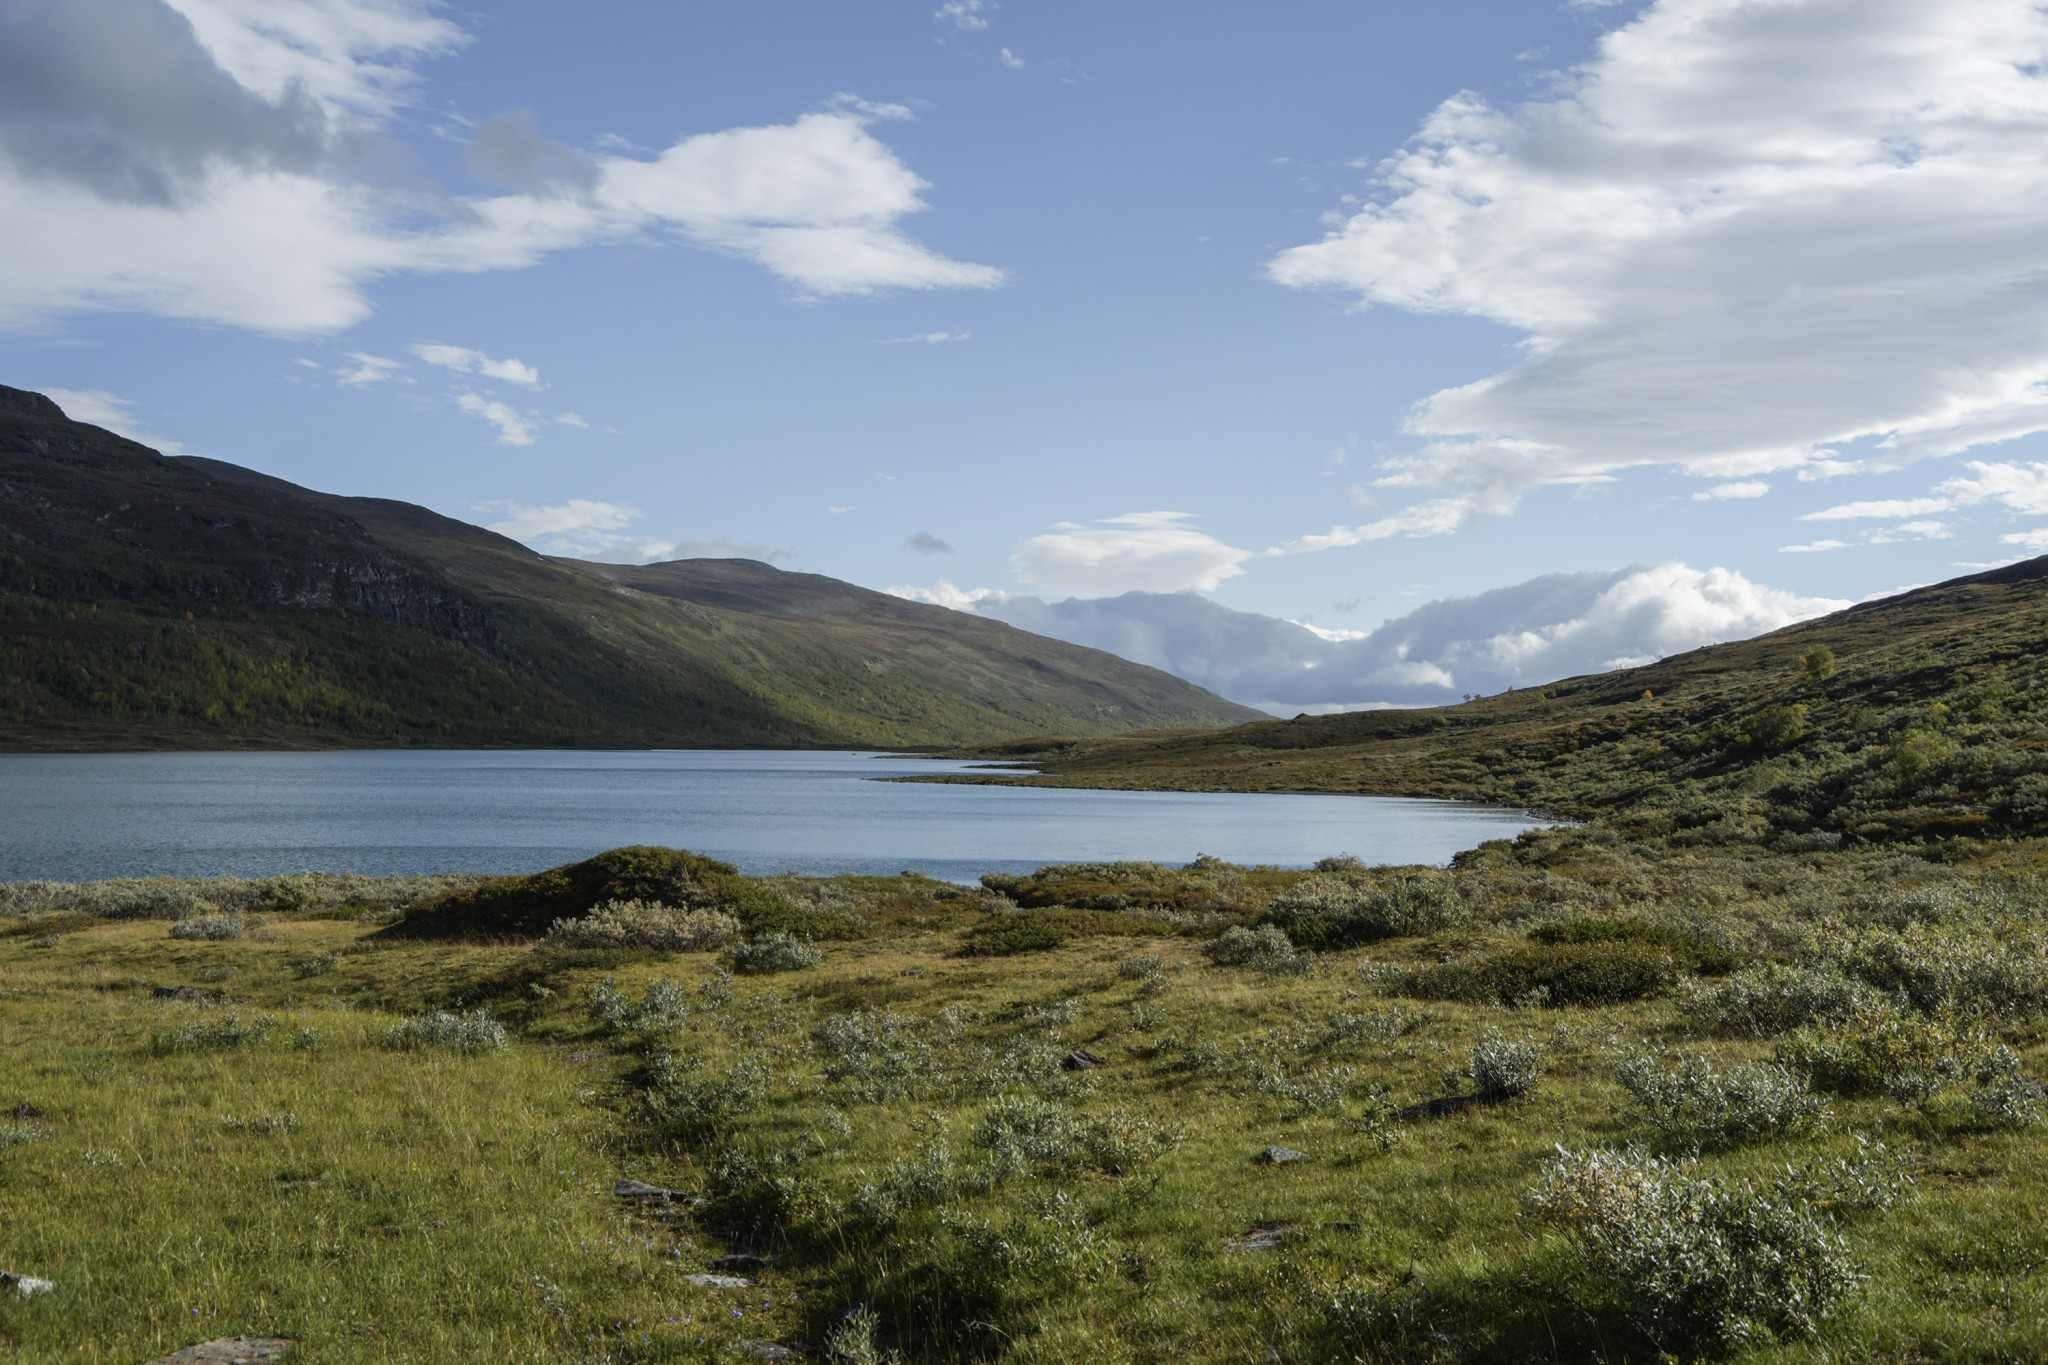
{"left": 0, "top": 385, "right": 1260, "bottom": 750}
{"left": 968, "top": 558, "right": 2048, "bottom": 848}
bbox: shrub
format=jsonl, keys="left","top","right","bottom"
{"left": 588, "top": 976, "right": 692, "bottom": 1035}
{"left": 381, "top": 1009, "right": 507, "bottom": 1055}
{"left": 823, "top": 1306, "right": 903, "bottom": 1365}
{"left": 1405, "top": 942, "right": 1678, "bottom": 1007}
{"left": 645, "top": 1052, "right": 773, "bottom": 1144}
{"left": 724, "top": 931, "right": 822, "bottom": 975}
{"left": 1202, "top": 924, "right": 1314, "bottom": 975}
{"left": 972, "top": 1095, "right": 1181, "bottom": 1178}
{"left": 169, "top": 912, "right": 245, "bottom": 941}
{"left": 1470, "top": 1031, "right": 1543, "bottom": 1099}
{"left": 290, "top": 952, "right": 340, "bottom": 979}
{"left": 1693, "top": 963, "right": 1873, "bottom": 1038}
{"left": 1115, "top": 953, "right": 1165, "bottom": 983}
{"left": 1828, "top": 924, "right": 2048, "bottom": 1018}
{"left": 1969, "top": 1076, "right": 2047, "bottom": 1131}
{"left": 1614, "top": 1052, "right": 1827, "bottom": 1149}
{"left": 962, "top": 919, "right": 1071, "bottom": 956}
{"left": 1265, "top": 871, "right": 1466, "bottom": 948}
{"left": 1313, "top": 854, "right": 1368, "bottom": 872}
{"left": 153, "top": 1013, "right": 273, "bottom": 1054}
{"left": 1526, "top": 1146, "right": 1872, "bottom": 1348}
{"left": 1775, "top": 999, "right": 2013, "bottom": 1101}
{"left": 540, "top": 899, "right": 741, "bottom": 951}
{"left": 1529, "top": 915, "right": 1742, "bottom": 974}
{"left": 814, "top": 1011, "right": 946, "bottom": 1102}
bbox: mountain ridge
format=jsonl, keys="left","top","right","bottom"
{"left": 0, "top": 384, "right": 1261, "bottom": 750}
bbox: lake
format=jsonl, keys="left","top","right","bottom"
{"left": 0, "top": 749, "right": 1551, "bottom": 884}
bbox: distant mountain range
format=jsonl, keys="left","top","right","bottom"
{"left": 0, "top": 385, "right": 1260, "bottom": 750}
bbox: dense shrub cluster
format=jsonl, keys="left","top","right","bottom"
{"left": 971, "top": 1095, "right": 1182, "bottom": 1178}
{"left": 1528, "top": 915, "right": 1742, "bottom": 974}
{"left": 1774, "top": 999, "right": 2015, "bottom": 1101}
{"left": 1, "top": 871, "right": 468, "bottom": 921}
{"left": 962, "top": 918, "right": 1071, "bottom": 956}
{"left": 1263, "top": 871, "right": 1466, "bottom": 948}
{"left": 1526, "top": 1145, "right": 1902, "bottom": 1348}
{"left": 1470, "top": 1031, "right": 1543, "bottom": 1099}
{"left": 381, "top": 1009, "right": 507, "bottom": 1055}
{"left": 1615, "top": 1052, "right": 1828, "bottom": 1149}
{"left": 540, "top": 899, "right": 740, "bottom": 951}
{"left": 168, "top": 912, "right": 245, "bottom": 941}
{"left": 724, "top": 931, "right": 823, "bottom": 975}
{"left": 1693, "top": 963, "right": 1874, "bottom": 1038}
{"left": 1405, "top": 941, "right": 1679, "bottom": 1007}
{"left": 1201, "top": 924, "right": 1314, "bottom": 975}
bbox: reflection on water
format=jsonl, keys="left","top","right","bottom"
{"left": 0, "top": 749, "right": 1552, "bottom": 883}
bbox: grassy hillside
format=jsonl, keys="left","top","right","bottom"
{"left": 954, "top": 556, "right": 2048, "bottom": 850}
{"left": 0, "top": 384, "right": 1258, "bottom": 751}
{"left": 4, "top": 834, "right": 2046, "bottom": 1362}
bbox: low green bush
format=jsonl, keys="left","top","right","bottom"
{"left": 153, "top": 1013, "right": 273, "bottom": 1054}
{"left": 963, "top": 919, "right": 1071, "bottom": 956}
{"left": 1470, "top": 1031, "right": 1543, "bottom": 1099}
{"left": 540, "top": 899, "right": 741, "bottom": 951}
{"left": 169, "top": 912, "right": 245, "bottom": 941}
{"left": 1264, "top": 871, "right": 1467, "bottom": 948}
{"left": 1202, "top": 924, "right": 1314, "bottom": 976}
{"left": 1404, "top": 941, "right": 1679, "bottom": 1007}
{"left": 1529, "top": 915, "right": 1742, "bottom": 973}
{"left": 724, "top": 931, "right": 823, "bottom": 975}
{"left": 1775, "top": 999, "right": 2014, "bottom": 1101}
{"left": 1693, "top": 963, "right": 1874, "bottom": 1038}
{"left": 381, "top": 1009, "right": 507, "bottom": 1055}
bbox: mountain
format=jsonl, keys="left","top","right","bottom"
{"left": 0, "top": 385, "right": 1261, "bottom": 750}
{"left": 966, "top": 558, "right": 2048, "bottom": 848}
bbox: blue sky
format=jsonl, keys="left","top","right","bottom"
{"left": 8, "top": 0, "right": 2048, "bottom": 708}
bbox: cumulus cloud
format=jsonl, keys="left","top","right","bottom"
{"left": 2003, "top": 527, "right": 2048, "bottom": 551}
{"left": 454, "top": 392, "right": 538, "bottom": 446}
{"left": 1801, "top": 497, "right": 1952, "bottom": 521}
{"left": 411, "top": 342, "right": 540, "bottom": 387}
{"left": 0, "top": 0, "right": 1002, "bottom": 335}
{"left": 1695, "top": 480, "right": 1769, "bottom": 501}
{"left": 1790, "top": 458, "right": 2048, "bottom": 542}
{"left": 42, "top": 385, "right": 187, "bottom": 453}
{"left": 1780, "top": 539, "right": 1849, "bottom": 554}
{"left": 1268, "top": 0, "right": 2048, "bottom": 525}
{"left": 1013, "top": 512, "right": 1253, "bottom": 597}
{"left": 935, "top": 1, "right": 995, "bottom": 32}
{"left": 896, "top": 562, "right": 1846, "bottom": 710}
{"left": 555, "top": 411, "right": 589, "bottom": 428}
{"left": 906, "top": 531, "right": 953, "bottom": 554}
{"left": 335, "top": 351, "right": 400, "bottom": 385}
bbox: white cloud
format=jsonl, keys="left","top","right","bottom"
{"left": 1013, "top": 512, "right": 1253, "bottom": 597}
{"left": 877, "top": 330, "right": 971, "bottom": 344}
{"left": 632, "top": 537, "right": 787, "bottom": 564}
{"left": 41, "top": 386, "right": 188, "bottom": 454}
{"left": 0, "top": 2, "right": 1001, "bottom": 335}
{"left": 999, "top": 48, "right": 1025, "bottom": 70}
{"left": 481, "top": 498, "right": 785, "bottom": 563}
{"left": 1865, "top": 519, "right": 1952, "bottom": 543}
{"left": 2002, "top": 527, "right": 2048, "bottom": 550}
{"left": 1694, "top": 480, "right": 1769, "bottom": 501}
{"left": 454, "top": 392, "right": 538, "bottom": 446}
{"left": 484, "top": 498, "right": 635, "bottom": 542}
{"left": 906, "top": 562, "right": 1845, "bottom": 709}
{"left": 1780, "top": 539, "right": 1849, "bottom": 554}
{"left": 335, "top": 351, "right": 401, "bottom": 385}
{"left": 1268, "top": 0, "right": 2048, "bottom": 525}
{"left": 1937, "top": 460, "right": 2048, "bottom": 515}
{"left": 1802, "top": 497, "right": 1953, "bottom": 521}
{"left": 935, "top": 1, "right": 995, "bottom": 32}
{"left": 411, "top": 342, "right": 541, "bottom": 388}
{"left": 555, "top": 411, "right": 589, "bottom": 428}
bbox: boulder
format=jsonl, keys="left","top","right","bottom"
{"left": 1257, "top": 1145, "right": 1309, "bottom": 1165}
{"left": 144, "top": 1338, "right": 290, "bottom": 1364}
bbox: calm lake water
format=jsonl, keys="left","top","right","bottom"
{"left": 0, "top": 749, "right": 1551, "bottom": 884}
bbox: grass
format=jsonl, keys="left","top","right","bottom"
{"left": 4, "top": 839, "right": 2048, "bottom": 1362}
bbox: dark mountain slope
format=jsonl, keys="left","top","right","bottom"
{"left": 968, "top": 558, "right": 2048, "bottom": 849}
{"left": 0, "top": 385, "right": 1259, "bottom": 750}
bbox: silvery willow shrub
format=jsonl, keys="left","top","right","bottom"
{"left": 1828, "top": 922, "right": 2048, "bottom": 1018}
{"left": 169, "top": 912, "right": 245, "bottom": 941}
{"left": 1693, "top": 962, "right": 1874, "bottom": 1038}
{"left": 1969, "top": 1075, "right": 2047, "bottom": 1130}
{"left": 813, "top": 1010, "right": 947, "bottom": 1102}
{"left": 588, "top": 976, "right": 692, "bottom": 1034}
{"left": 850, "top": 1140, "right": 959, "bottom": 1229}
{"left": 1615, "top": 1051, "right": 1827, "bottom": 1149}
{"left": 972, "top": 1095, "right": 1182, "bottom": 1179}
{"left": 1774, "top": 997, "right": 2014, "bottom": 1101}
{"left": 153, "top": 1013, "right": 274, "bottom": 1054}
{"left": 1470, "top": 1030, "right": 1543, "bottom": 1099}
{"left": 1525, "top": 1145, "right": 1875, "bottom": 1348}
{"left": 381, "top": 1009, "right": 507, "bottom": 1055}
{"left": 823, "top": 1305, "right": 903, "bottom": 1365}
{"left": 723, "top": 930, "right": 823, "bottom": 975}
{"left": 541, "top": 899, "right": 740, "bottom": 951}
{"left": 1264, "top": 871, "right": 1466, "bottom": 948}
{"left": 1201, "top": 924, "right": 1314, "bottom": 976}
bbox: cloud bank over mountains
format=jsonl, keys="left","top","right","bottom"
{"left": 1271, "top": 0, "right": 2048, "bottom": 535}
{"left": 0, "top": 0, "right": 1000, "bottom": 334}
{"left": 896, "top": 564, "right": 1848, "bottom": 711}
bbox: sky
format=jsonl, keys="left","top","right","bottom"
{"left": 8, "top": 0, "right": 2048, "bottom": 711}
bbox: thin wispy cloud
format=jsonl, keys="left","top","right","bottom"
{"left": 412, "top": 343, "right": 541, "bottom": 388}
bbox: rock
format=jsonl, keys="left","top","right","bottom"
{"left": 144, "top": 1337, "right": 291, "bottom": 1364}
{"left": 1224, "top": 1222, "right": 1291, "bottom": 1252}
{"left": 735, "top": 1342, "right": 802, "bottom": 1361}
{"left": 1258, "top": 1145, "right": 1309, "bottom": 1165}
{"left": 710, "top": 1253, "right": 769, "bottom": 1272}
{"left": 615, "top": 1178, "right": 689, "bottom": 1203}
{"left": 1, "top": 1270, "right": 55, "bottom": 1297}
{"left": 1394, "top": 1094, "right": 1486, "bottom": 1122}
{"left": 1061, "top": 1050, "right": 1105, "bottom": 1072}
{"left": 685, "top": 1273, "right": 752, "bottom": 1290}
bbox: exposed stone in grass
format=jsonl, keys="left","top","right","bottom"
{"left": 143, "top": 1337, "right": 290, "bottom": 1364}
{"left": 1258, "top": 1145, "right": 1309, "bottom": 1164}
{"left": 1061, "top": 1050, "right": 1105, "bottom": 1071}
{"left": 2, "top": 1270, "right": 55, "bottom": 1297}
{"left": 615, "top": 1178, "right": 691, "bottom": 1203}
{"left": 684, "top": 1273, "right": 752, "bottom": 1289}
{"left": 1225, "top": 1222, "right": 1292, "bottom": 1252}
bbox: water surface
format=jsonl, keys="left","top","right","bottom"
{"left": 0, "top": 749, "right": 1550, "bottom": 883}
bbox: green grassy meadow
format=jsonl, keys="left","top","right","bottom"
{"left": 4, "top": 840, "right": 2046, "bottom": 1363}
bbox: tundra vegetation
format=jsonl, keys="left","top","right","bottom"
{"left": 3, "top": 834, "right": 2047, "bottom": 1363}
